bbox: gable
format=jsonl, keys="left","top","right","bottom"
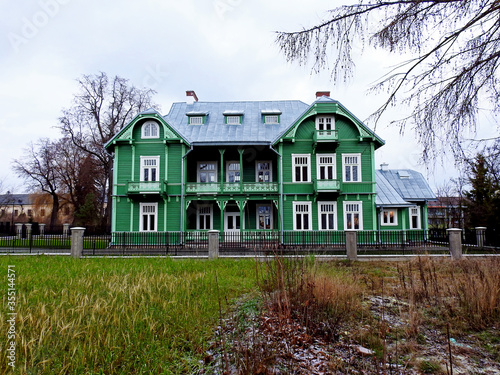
{"left": 105, "top": 109, "right": 185, "bottom": 152}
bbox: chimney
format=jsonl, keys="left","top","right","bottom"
{"left": 316, "top": 91, "right": 330, "bottom": 98}
{"left": 380, "top": 163, "right": 389, "bottom": 171}
{"left": 186, "top": 90, "right": 198, "bottom": 104}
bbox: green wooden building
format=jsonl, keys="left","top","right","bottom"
{"left": 105, "top": 91, "right": 435, "bottom": 235}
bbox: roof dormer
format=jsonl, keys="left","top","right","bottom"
{"left": 223, "top": 110, "right": 244, "bottom": 125}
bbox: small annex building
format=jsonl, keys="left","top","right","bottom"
{"left": 105, "top": 91, "right": 436, "bottom": 235}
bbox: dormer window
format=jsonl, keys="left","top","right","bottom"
{"left": 189, "top": 116, "right": 204, "bottom": 125}
{"left": 223, "top": 110, "right": 244, "bottom": 125}
{"left": 316, "top": 116, "right": 334, "bottom": 131}
{"left": 261, "top": 110, "right": 281, "bottom": 124}
{"left": 142, "top": 121, "right": 159, "bottom": 139}
{"left": 186, "top": 111, "right": 208, "bottom": 125}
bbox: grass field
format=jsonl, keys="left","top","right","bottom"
{"left": 0, "top": 256, "right": 258, "bottom": 374}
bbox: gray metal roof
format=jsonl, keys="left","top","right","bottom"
{"left": 376, "top": 169, "right": 436, "bottom": 206}
{"left": 0, "top": 194, "right": 31, "bottom": 206}
{"left": 163, "top": 100, "right": 310, "bottom": 145}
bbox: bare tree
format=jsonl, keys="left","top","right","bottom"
{"left": 276, "top": 1, "right": 500, "bottom": 162}
{"left": 13, "top": 139, "right": 61, "bottom": 228}
{"left": 59, "top": 72, "right": 159, "bottom": 225}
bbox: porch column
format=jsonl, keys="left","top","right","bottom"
{"left": 219, "top": 149, "right": 225, "bottom": 193}
{"left": 238, "top": 148, "right": 244, "bottom": 194}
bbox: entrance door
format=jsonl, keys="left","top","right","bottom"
{"left": 224, "top": 212, "right": 241, "bottom": 241}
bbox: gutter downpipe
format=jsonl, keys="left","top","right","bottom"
{"left": 181, "top": 144, "right": 194, "bottom": 243}
{"left": 378, "top": 206, "right": 382, "bottom": 244}
{"left": 269, "top": 145, "right": 284, "bottom": 244}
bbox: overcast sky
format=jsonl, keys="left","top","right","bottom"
{"left": 1, "top": 0, "right": 491, "bottom": 193}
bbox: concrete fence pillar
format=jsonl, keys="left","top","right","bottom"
{"left": 345, "top": 230, "right": 358, "bottom": 260}
{"left": 71, "top": 227, "right": 86, "bottom": 258}
{"left": 63, "top": 223, "right": 70, "bottom": 237}
{"left": 15, "top": 223, "right": 23, "bottom": 239}
{"left": 475, "top": 227, "right": 486, "bottom": 248}
{"left": 25, "top": 223, "right": 32, "bottom": 238}
{"left": 39, "top": 223, "right": 45, "bottom": 236}
{"left": 447, "top": 228, "right": 462, "bottom": 260}
{"left": 208, "top": 230, "right": 220, "bottom": 259}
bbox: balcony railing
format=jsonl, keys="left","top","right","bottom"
{"left": 314, "top": 179, "right": 340, "bottom": 192}
{"left": 185, "top": 182, "right": 278, "bottom": 194}
{"left": 313, "top": 129, "right": 338, "bottom": 143}
{"left": 127, "top": 181, "right": 166, "bottom": 194}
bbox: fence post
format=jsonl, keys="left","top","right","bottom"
{"left": 447, "top": 228, "right": 462, "bottom": 259}
{"left": 208, "top": 230, "right": 220, "bottom": 259}
{"left": 345, "top": 230, "right": 358, "bottom": 260}
{"left": 15, "top": 223, "right": 23, "bottom": 239}
{"left": 63, "top": 223, "right": 70, "bottom": 238}
{"left": 70, "top": 227, "right": 86, "bottom": 258}
{"left": 475, "top": 227, "right": 486, "bottom": 248}
{"left": 39, "top": 223, "right": 45, "bottom": 237}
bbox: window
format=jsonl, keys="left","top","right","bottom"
{"left": 264, "top": 115, "right": 279, "bottom": 124}
{"left": 226, "top": 115, "right": 241, "bottom": 125}
{"left": 64, "top": 207, "right": 70, "bottom": 215}
{"left": 14, "top": 209, "right": 18, "bottom": 217}
{"left": 293, "top": 202, "right": 312, "bottom": 230}
{"left": 0, "top": 209, "right": 4, "bottom": 216}
{"left": 197, "top": 162, "right": 217, "bottom": 183}
{"left": 256, "top": 161, "right": 272, "bottom": 182}
{"left": 27, "top": 209, "right": 33, "bottom": 217}
{"left": 141, "top": 121, "right": 159, "bottom": 138}
{"left": 410, "top": 206, "right": 421, "bottom": 229}
{"left": 344, "top": 201, "right": 363, "bottom": 230}
{"left": 316, "top": 154, "right": 336, "bottom": 180}
{"left": 316, "top": 116, "right": 334, "bottom": 131}
{"left": 141, "top": 156, "right": 160, "bottom": 182}
{"left": 189, "top": 116, "right": 204, "bottom": 125}
{"left": 318, "top": 202, "right": 337, "bottom": 230}
{"left": 226, "top": 162, "right": 240, "bottom": 183}
{"left": 197, "top": 205, "right": 212, "bottom": 230}
{"left": 292, "top": 154, "right": 311, "bottom": 183}
{"left": 343, "top": 154, "right": 361, "bottom": 182}
{"left": 40, "top": 209, "right": 45, "bottom": 217}
{"left": 257, "top": 204, "right": 273, "bottom": 230}
{"left": 140, "top": 203, "right": 157, "bottom": 232}
{"left": 381, "top": 209, "right": 398, "bottom": 226}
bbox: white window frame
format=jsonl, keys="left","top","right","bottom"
{"left": 139, "top": 203, "right": 158, "bottom": 232}
{"left": 140, "top": 156, "right": 160, "bottom": 182}
{"left": 264, "top": 115, "right": 279, "bottom": 124}
{"left": 293, "top": 202, "right": 312, "bottom": 230}
{"left": 292, "top": 154, "right": 311, "bottom": 183}
{"left": 343, "top": 201, "right": 363, "bottom": 230}
{"left": 315, "top": 116, "right": 334, "bottom": 131}
{"left": 197, "top": 162, "right": 218, "bottom": 183}
{"left": 196, "top": 204, "right": 213, "bottom": 230}
{"left": 141, "top": 121, "right": 159, "bottom": 139}
{"left": 189, "top": 116, "right": 204, "bottom": 125}
{"left": 256, "top": 204, "right": 273, "bottom": 230}
{"left": 256, "top": 161, "right": 272, "bottom": 182}
{"left": 342, "top": 153, "right": 362, "bottom": 182}
{"left": 409, "top": 206, "right": 421, "bottom": 229}
{"left": 381, "top": 209, "right": 398, "bottom": 226}
{"left": 226, "top": 161, "right": 241, "bottom": 183}
{"left": 316, "top": 154, "right": 336, "bottom": 180}
{"left": 318, "top": 201, "right": 337, "bottom": 230}
{"left": 226, "top": 115, "right": 241, "bottom": 125}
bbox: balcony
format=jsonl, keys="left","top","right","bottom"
{"left": 314, "top": 179, "right": 340, "bottom": 193}
{"left": 185, "top": 182, "right": 278, "bottom": 195}
{"left": 313, "top": 129, "right": 338, "bottom": 143}
{"left": 127, "top": 181, "right": 166, "bottom": 194}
